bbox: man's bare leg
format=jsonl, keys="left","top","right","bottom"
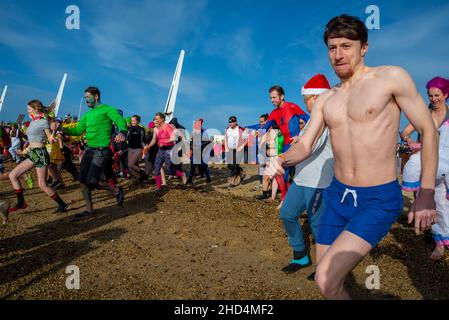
{"left": 80, "top": 183, "right": 94, "bottom": 213}
{"left": 315, "top": 244, "right": 331, "bottom": 265}
{"left": 315, "top": 231, "right": 372, "bottom": 300}
{"left": 305, "top": 244, "right": 330, "bottom": 281}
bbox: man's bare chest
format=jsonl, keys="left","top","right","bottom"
{"left": 323, "top": 82, "right": 392, "bottom": 126}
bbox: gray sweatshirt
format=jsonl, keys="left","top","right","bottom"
{"left": 293, "top": 124, "right": 334, "bottom": 189}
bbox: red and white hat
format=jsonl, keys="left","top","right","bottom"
{"left": 301, "top": 74, "right": 331, "bottom": 96}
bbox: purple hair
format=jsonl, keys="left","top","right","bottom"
{"left": 426, "top": 76, "right": 449, "bottom": 100}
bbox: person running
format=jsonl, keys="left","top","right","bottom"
{"left": 63, "top": 87, "right": 127, "bottom": 217}
{"left": 59, "top": 127, "right": 79, "bottom": 182}
{"left": 126, "top": 115, "right": 147, "bottom": 181}
{"left": 47, "top": 118, "right": 65, "bottom": 188}
{"left": 0, "top": 124, "right": 11, "bottom": 160}
{"left": 0, "top": 144, "right": 6, "bottom": 179}
{"left": 267, "top": 14, "right": 437, "bottom": 299}
{"left": 278, "top": 74, "right": 334, "bottom": 274}
{"left": 225, "top": 116, "right": 247, "bottom": 186}
{"left": 8, "top": 100, "right": 68, "bottom": 213}
{"left": 257, "top": 123, "right": 282, "bottom": 201}
{"left": 270, "top": 126, "right": 290, "bottom": 209}
{"left": 168, "top": 117, "right": 188, "bottom": 184}
{"left": 111, "top": 109, "right": 129, "bottom": 179}
{"left": 247, "top": 114, "right": 269, "bottom": 190}
{"left": 400, "top": 76, "right": 449, "bottom": 260}
{"left": 264, "top": 86, "right": 309, "bottom": 183}
{"left": 8, "top": 123, "right": 22, "bottom": 164}
{"left": 143, "top": 121, "right": 158, "bottom": 177}
{"left": 188, "top": 118, "right": 211, "bottom": 185}
{"left": 146, "top": 112, "right": 183, "bottom": 191}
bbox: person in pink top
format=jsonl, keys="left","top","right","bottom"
{"left": 145, "top": 112, "right": 184, "bottom": 191}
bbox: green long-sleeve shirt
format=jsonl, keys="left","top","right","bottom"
{"left": 64, "top": 104, "right": 127, "bottom": 148}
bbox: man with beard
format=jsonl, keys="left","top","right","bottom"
{"left": 63, "top": 87, "right": 127, "bottom": 217}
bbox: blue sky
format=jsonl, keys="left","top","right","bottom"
{"left": 1, "top": 0, "right": 448, "bottom": 135}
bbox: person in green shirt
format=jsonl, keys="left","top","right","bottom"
{"left": 64, "top": 87, "right": 127, "bottom": 218}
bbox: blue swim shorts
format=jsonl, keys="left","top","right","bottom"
{"left": 316, "top": 177, "right": 404, "bottom": 248}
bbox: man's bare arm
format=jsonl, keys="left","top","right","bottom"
{"left": 390, "top": 67, "right": 438, "bottom": 190}
{"left": 389, "top": 66, "right": 438, "bottom": 234}
{"left": 282, "top": 93, "right": 327, "bottom": 167}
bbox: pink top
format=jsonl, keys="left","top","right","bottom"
{"left": 157, "top": 124, "right": 175, "bottom": 147}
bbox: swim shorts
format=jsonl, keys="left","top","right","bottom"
{"left": 79, "top": 147, "right": 114, "bottom": 187}
{"left": 316, "top": 177, "right": 403, "bottom": 248}
{"left": 28, "top": 147, "right": 50, "bottom": 168}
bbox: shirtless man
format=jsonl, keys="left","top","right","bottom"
{"left": 267, "top": 14, "right": 438, "bottom": 299}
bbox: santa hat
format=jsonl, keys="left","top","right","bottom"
{"left": 301, "top": 74, "right": 331, "bottom": 96}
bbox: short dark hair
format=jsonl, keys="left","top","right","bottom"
{"left": 260, "top": 114, "right": 268, "bottom": 121}
{"left": 269, "top": 85, "right": 285, "bottom": 96}
{"left": 132, "top": 115, "right": 141, "bottom": 123}
{"left": 155, "top": 112, "right": 165, "bottom": 120}
{"left": 84, "top": 86, "right": 101, "bottom": 100}
{"left": 229, "top": 116, "right": 237, "bottom": 123}
{"left": 323, "top": 14, "right": 368, "bottom": 45}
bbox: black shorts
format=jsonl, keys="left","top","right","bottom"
{"left": 79, "top": 148, "right": 114, "bottom": 187}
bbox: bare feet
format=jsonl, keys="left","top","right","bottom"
{"left": 228, "top": 175, "right": 241, "bottom": 186}
{"left": 431, "top": 245, "right": 445, "bottom": 260}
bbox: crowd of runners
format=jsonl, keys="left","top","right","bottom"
{"left": 1, "top": 14, "right": 448, "bottom": 300}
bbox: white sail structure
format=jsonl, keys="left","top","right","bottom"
{"left": 77, "top": 97, "right": 83, "bottom": 120}
{"left": 54, "top": 73, "right": 67, "bottom": 117}
{"left": 164, "top": 50, "right": 185, "bottom": 123}
{"left": 0, "top": 85, "right": 7, "bottom": 113}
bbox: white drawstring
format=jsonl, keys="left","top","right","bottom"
{"left": 341, "top": 188, "right": 358, "bottom": 207}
